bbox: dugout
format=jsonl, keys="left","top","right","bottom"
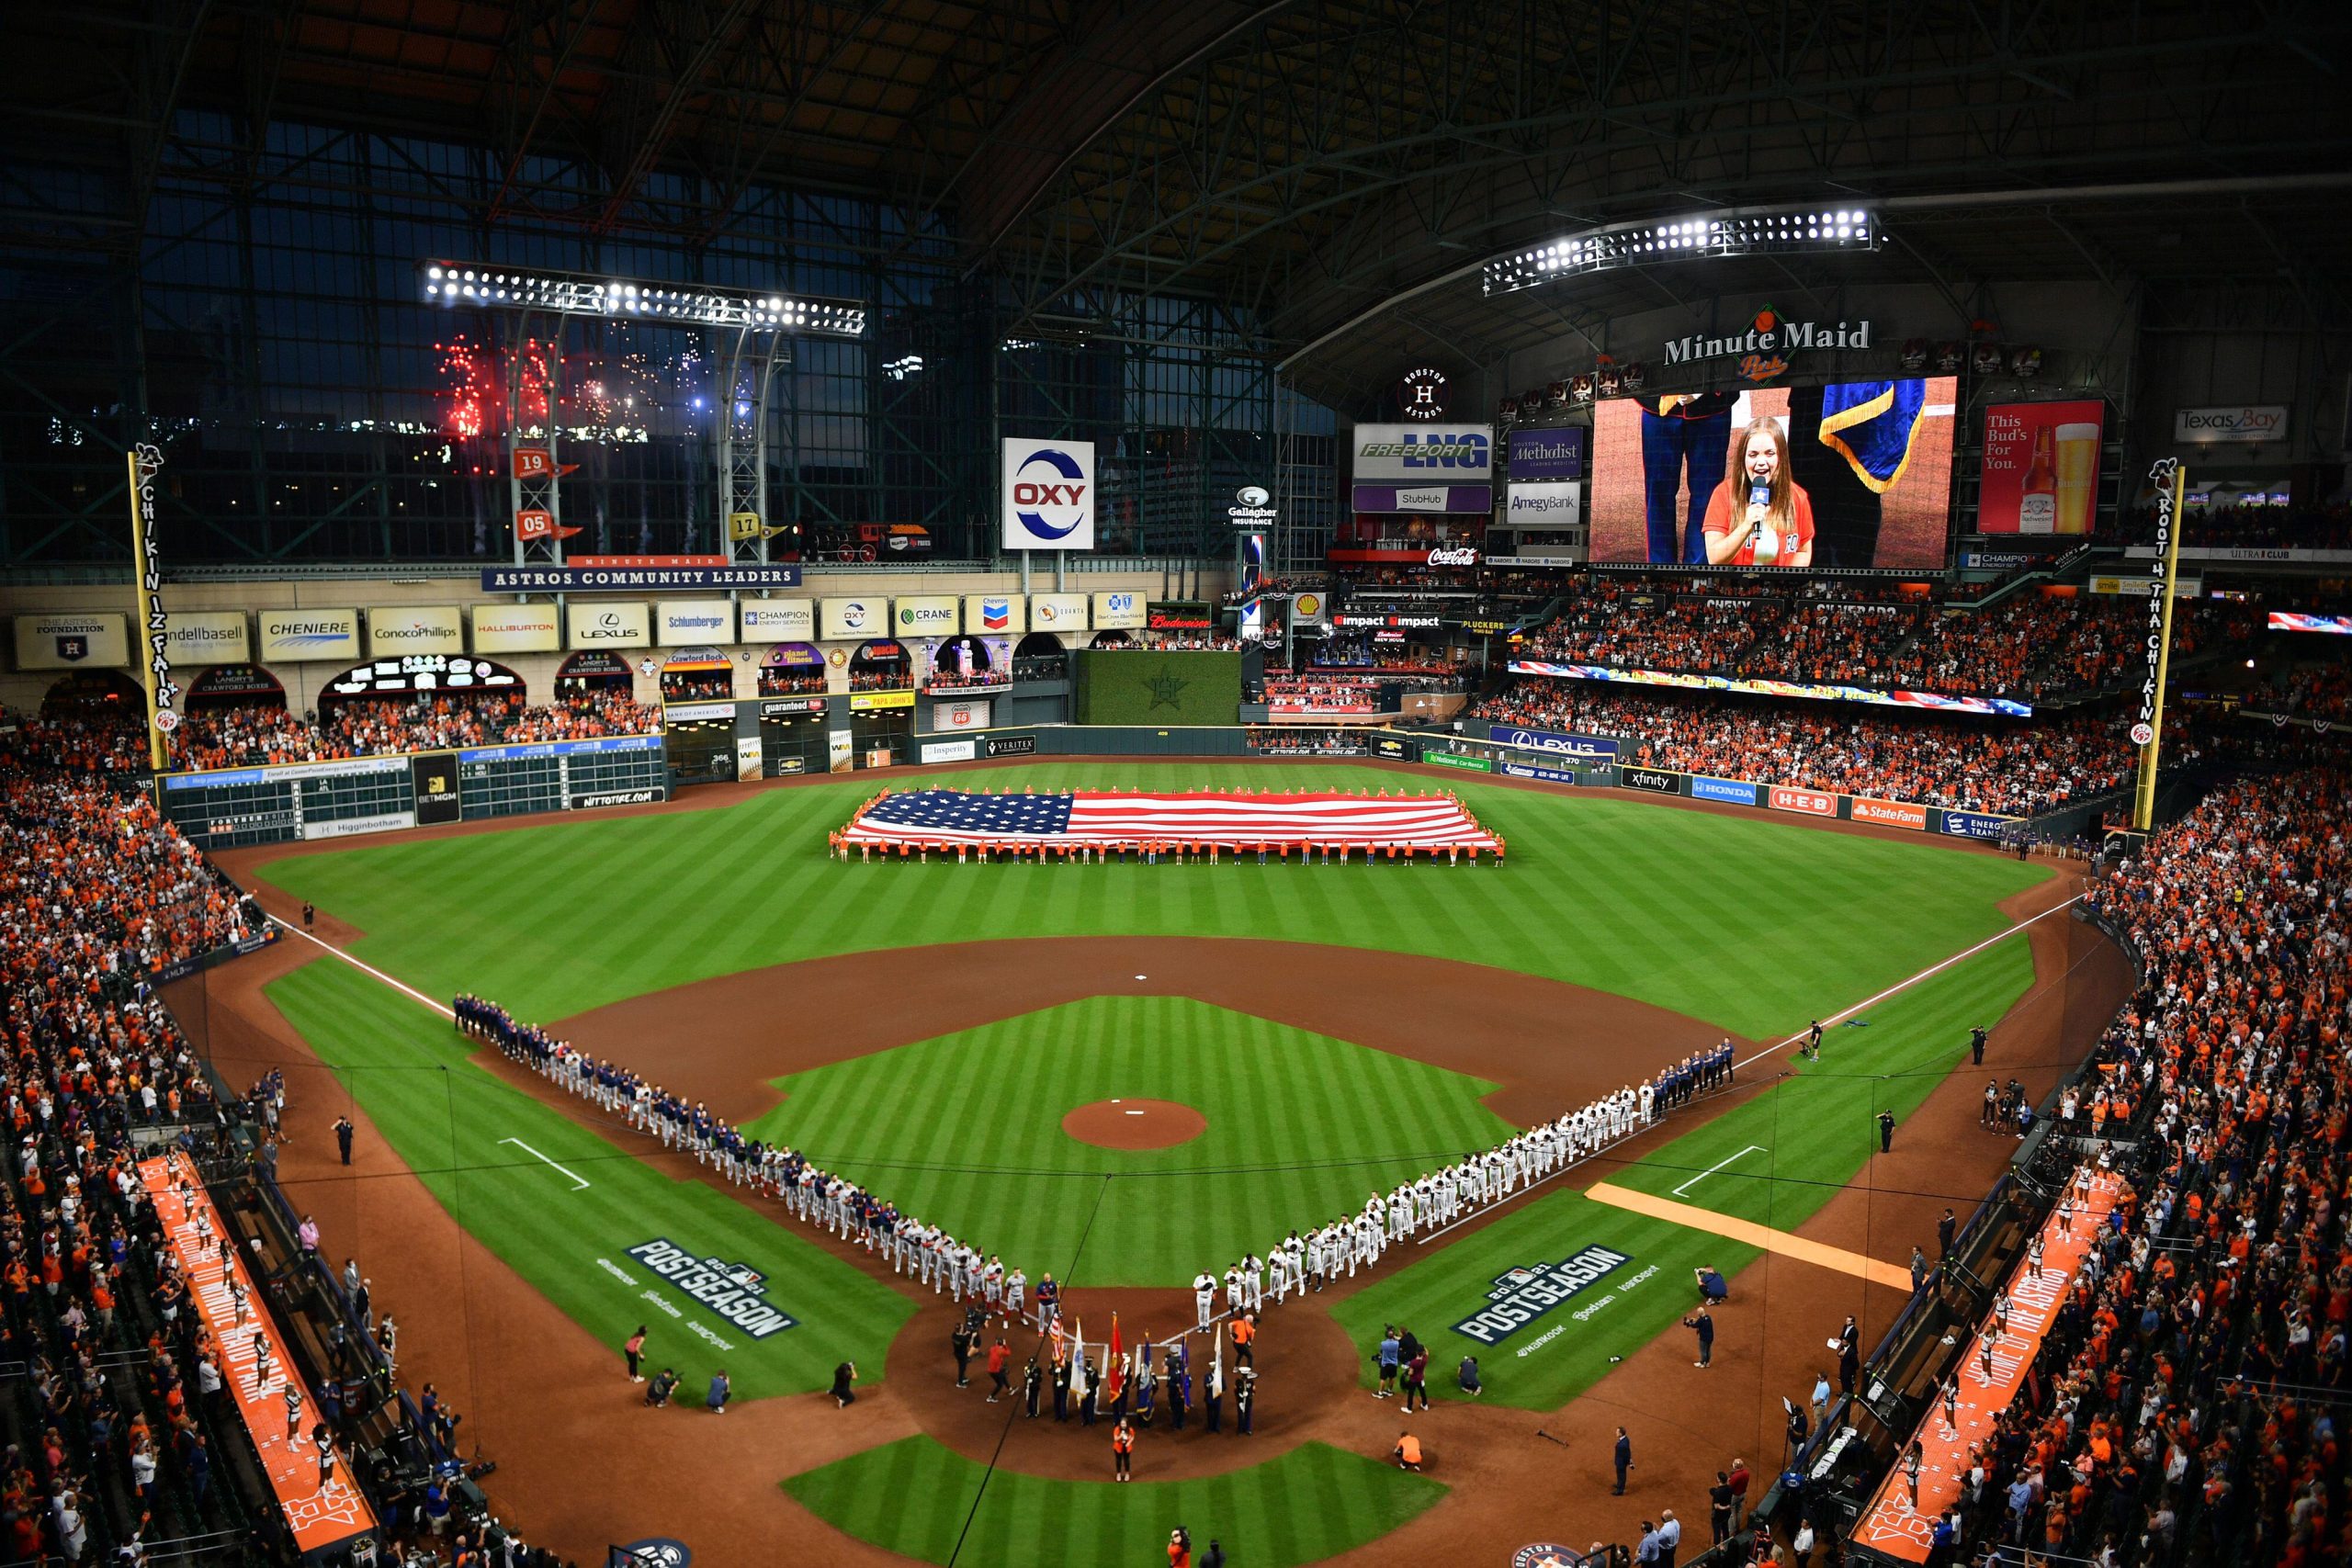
{"left": 757, "top": 695, "right": 829, "bottom": 775}
{"left": 662, "top": 703, "right": 737, "bottom": 784}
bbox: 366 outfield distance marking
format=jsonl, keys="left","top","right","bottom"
{"left": 1670, "top": 1144, "right": 1767, "bottom": 1198}
{"left": 499, "top": 1136, "right": 592, "bottom": 1190}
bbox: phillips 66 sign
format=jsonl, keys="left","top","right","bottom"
{"left": 1001, "top": 438, "right": 1097, "bottom": 551}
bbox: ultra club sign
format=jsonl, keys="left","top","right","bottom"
{"left": 1001, "top": 438, "right": 1097, "bottom": 550}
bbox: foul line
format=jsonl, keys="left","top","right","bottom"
{"left": 1586, "top": 1182, "right": 1913, "bottom": 1291}
{"left": 1671, "top": 1144, "right": 1766, "bottom": 1197}
{"left": 498, "top": 1137, "right": 592, "bottom": 1190}
{"left": 270, "top": 917, "right": 456, "bottom": 1019}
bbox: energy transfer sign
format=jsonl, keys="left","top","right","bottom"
{"left": 1452, "top": 1245, "right": 1634, "bottom": 1346}
{"left": 1001, "top": 438, "right": 1097, "bottom": 550}
{"left": 624, "top": 1239, "right": 798, "bottom": 1339}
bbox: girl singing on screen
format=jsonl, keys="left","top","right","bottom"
{"left": 1702, "top": 418, "right": 1815, "bottom": 567}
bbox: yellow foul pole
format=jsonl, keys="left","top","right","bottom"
{"left": 2130, "top": 459, "right": 2187, "bottom": 831}
{"left": 126, "top": 448, "right": 169, "bottom": 773}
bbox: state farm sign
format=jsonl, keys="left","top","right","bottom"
{"left": 1769, "top": 786, "right": 1837, "bottom": 817}
{"left": 1851, "top": 797, "right": 1928, "bottom": 829}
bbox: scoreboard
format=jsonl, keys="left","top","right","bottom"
{"left": 458, "top": 734, "right": 668, "bottom": 819}
{"left": 158, "top": 735, "right": 667, "bottom": 846}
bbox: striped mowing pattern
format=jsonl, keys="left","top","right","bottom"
{"left": 784, "top": 1437, "right": 1446, "bottom": 1568}
{"left": 257, "top": 761, "right": 2050, "bottom": 1042}
{"left": 742, "top": 996, "right": 1521, "bottom": 1287}
{"left": 264, "top": 958, "right": 913, "bottom": 1401}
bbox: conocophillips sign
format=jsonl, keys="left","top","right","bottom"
{"left": 256, "top": 608, "right": 360, "bottom": 663}
{"left": 366, "top": 605, "right": 464, "bottom": 658}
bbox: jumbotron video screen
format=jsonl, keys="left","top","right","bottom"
{"left": 1588, "top": 377, "right": 1958, "bottom": 570}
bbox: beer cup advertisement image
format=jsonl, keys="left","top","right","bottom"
{"left": 1979, "top": 400, "right": 2105, "bottom": 534}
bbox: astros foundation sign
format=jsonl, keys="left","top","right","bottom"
{"left": 625, "top": 1239, "right": 797, "bottom": 1338}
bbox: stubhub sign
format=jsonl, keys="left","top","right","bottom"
{"left": 1001, "top": 438, "right": 1096, "bottom": 550}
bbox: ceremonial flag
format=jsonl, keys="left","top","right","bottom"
{"left": 841, "top": 788, "right": 1499, "bottom": 852}
{"left": 1105, "top": 1314, "right": 1125, "bottom": 1402}
{"left": 1209, "top": 1324, "right": 1225, "bottom": 1399}
{"left": 1069, "top": 1321, "right": 1087, "bottom": 1401}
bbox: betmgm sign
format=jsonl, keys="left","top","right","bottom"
{"left": 1452, "top": 1245, "right": 1632, "bottom": 1346}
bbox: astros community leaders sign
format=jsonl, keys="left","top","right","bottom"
{"left": 1453, "top": 1245, "right": 1634, "bottom": 1346}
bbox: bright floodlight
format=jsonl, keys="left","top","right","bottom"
{"left": 1482, "top": 208, "right": 1879, "bottom": 296}
{"left": 416, "top": 261, "right": 866, "bottom": 337}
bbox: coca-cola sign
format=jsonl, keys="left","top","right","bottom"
{"left": 1425, "top": 546, "right": 1481, "bottom": 567}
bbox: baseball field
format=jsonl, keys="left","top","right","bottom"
{"left": 206, "top": 758, "right": 2101, "bottom": 1567}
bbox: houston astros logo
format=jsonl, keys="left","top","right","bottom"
{"left": 1143, "top": 671, "right": 1190, "bottom": 710}
{"left": 1512, "top": 1546, "right": 1581, "bottom": 1568}
{"left": 1010, "top": 447, "right": 1090, "bottom": 540}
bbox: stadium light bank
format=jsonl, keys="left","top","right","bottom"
{"left": 1483, "top": 208, "right": 1879, "bottom": 296}
{"left": 418, "top": 261, "right": 867, "bottom": 337}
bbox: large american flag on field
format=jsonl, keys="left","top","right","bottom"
{"left": 840, "top": 788, "right": 1500, "bottom": 852}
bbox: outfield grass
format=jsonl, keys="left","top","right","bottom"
{"left": 739, "top": 995, "right": 1520, "bottom": 1287}
{"left": 1331, "top": 930, "right": 2037, "bottom": 1409}
{"left": 784, "top": 1436, "right": 1445, "bottom": 1568}
{"left": 265, "top": 958, "right": 913, "bottom": 1400}
{"left": 255, "top": 762, "right": 2048, "bottom": 1043}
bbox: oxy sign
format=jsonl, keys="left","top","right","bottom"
{"left": 1001, "top": 438, "right": 1096, "bottom": 550}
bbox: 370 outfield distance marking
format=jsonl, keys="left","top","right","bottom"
{"left": 500, "top": 1136, "right": 592, "bottom": 1190}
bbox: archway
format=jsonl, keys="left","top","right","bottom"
{"left": 186, "top": 664, "right": 288, "bottom": 712}
{"left": 757, "top": 642, "right": 827, "bottom": 697}
{"left": 40, "top": 669, "right": 143, "bottom": 714}
{"left": 847, "top": 637, "right": 911, "bottom": 692}
{"left": 557, "top": 650, "right": 636, "bottom": 697}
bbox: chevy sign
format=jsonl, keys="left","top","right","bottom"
{"left": 1353, "top": 423, "right": 1494, "bottom": 481}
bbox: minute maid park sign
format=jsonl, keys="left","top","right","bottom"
{"left": 625, "top": 1238, "right": 797, "bottom": 1338}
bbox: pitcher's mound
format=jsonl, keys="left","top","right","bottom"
{"left": 1062, "top": 1099, "right": 1206, "bottom": 1150}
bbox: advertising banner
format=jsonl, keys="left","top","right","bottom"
{"left": 820, "top": 597, "right": 887, "bottom": 641}
{"left": 931, "top": 699, "right": 991, "bottom": 731}
{"left": 1691, "top": 775, "right": 1758, "bottom": 806}
{"left": 1935, "top": 808, "right": 2014, "bottom": 840}
{"left": 481, "top": 564, "right": 800, "bottom": 592}
{"left": 2088, "top": 573, "right": 2199, "bottom": 599}
{"left": 1001, "top": 437, "right": 1097, "bottom": 550}
{"left": 921, "top": 739, "right": 978, "bottom": 764}
{"left": 1030, "top": 592, "right": 1090, "bottom": 633}
{"left": 1620, "top": 766, "right": 1683, "bottom": 795}
{"left": 1486, "top": 725, "right": 1618, "bottom": 761}
{"left": 966, "top": 593, "right": 1023, "bottom": 636}
{"left": 469, "top": 603, "right": 561, "bottom": 653}
{"left": 1507, "top": 426, "right": 1588, "bottom": 480}
{"left": 255, "top": 608, "right": 360, "bottom": 663}
{"left": 739, "top": 599, "right": 816, "bottom": 641}
{"left": 849, "top": 690, "right": 915, "bottom": 711}
{"left": 663, "top": 701, "right": 734, "bottom": 722}
{"left": 1505, "top": 660, "right": 2033, "bottom": 718}
{"left": 1091, "top": 591, "right": 1147, "bottom": 630}
{"left": 1498, "top": 760, "right": 1578, "bottom": 785}
{"left": 657, "top": 600, "right": 737, "bottom": 647}
{"left": 2174, "top": 405, "right": 2288, "bottom": 444}
{"left": 735, "top": 736, "right": 763, "bottom": 781}
{"left": 1505, "top": 482, "right": 1584, "bottom": 528}
{"left": 1980, "top": 400, "right": 2104, "bottom": 534}
{"left": 894, "top": 595, "right": 960, "bottom": 637}
{"left": 367, "top": 604, "right": 465, "bottom": 658}
{"left": 567, "top": 601, "right": 652, "bottom": 649}
{"left": 985, "top": 735, "right": 1038, "bottom": 757}
{"left": 829, "top": 729, "right": 854, "bottom": 772}
{"left": 1769, "top": 785, "right": 1838, "bottom": 817}
{"left": 1851, "top": 796, "right": 1928, "bottom": 829}
{"left": 141, "top": 1152, "right": 380, "bottom": 1560}
{"left": 412, "top": 753, "right": 461, "bottom": 825}
{"left": 1420, "top": 750, "right": 1493, "bottom": 773}
{"left": 1351, "top": 423, "right": 1495, "bottom": 482}
{"left": 761, "top": 697, "right": 827, "bottom": 716}
{"left": 1349, "top": 483, "right": 1494, "bottom": 513}
{"left": 161, "top": 610, "right": 250, "bottom": 665}
{"left": 2269, "top": 612, "right": 2352, "bottom": 635}
{"left": 1370, "top": 735, "right": 1414, "bottom": 761}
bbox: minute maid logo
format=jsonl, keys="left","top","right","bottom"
{"left": 626, "top": 1239, "right": 797, "bottom": 1338}
{"left": 1452, "top": 1244, "right": 1632, "bottom": 1346}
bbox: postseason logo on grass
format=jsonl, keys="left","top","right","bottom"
{"left": 626, "top": 1239, "right": 798, "bottom": 1339}
{"left": 1453, "top": 1245, "right": 1632, "bottom": 1346}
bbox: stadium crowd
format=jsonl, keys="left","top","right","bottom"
{"left": 164, "top": 692, "right": 662, "bottom": 771}
{"left": 1896, "top": 766, "right": 2352, "bottom": 1567}
{"left": 1472, "top": 682, "right": 2144, "bottom": 816}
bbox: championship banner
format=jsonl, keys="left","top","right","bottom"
{"left": 1853, "top": 1173, "right": 2118, "bottom": 1562}
{"left": 1506, "top": 660, "right": 2033, "bottom": 718}
{"left": 140, "top": 1151, "right": 380, "bottom": 1560}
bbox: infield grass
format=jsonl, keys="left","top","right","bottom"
{"left": 739, "top": 995, "right": 1521, "bottom": 1287}
{"left": 784, "top": 1436, "right": 1445, "bottom": 1568}
{"left": 254, "top": 761, "right": 2048, "bottom": 1048}
{"left": 263, "top": 958, "right": 913, "bottom": 1401}
{"left": 1332, "top": 930, "right": 2037, "bottom": 1409}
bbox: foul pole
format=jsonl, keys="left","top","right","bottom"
{"left": 2130, "top": 459, "right": 2188, "bottom": 830}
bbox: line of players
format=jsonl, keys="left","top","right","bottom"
{"left": 1182, "top": 1039, "right": 1740, "bottom": 1328}
{"left": 454, "top": 996, "right": 1737, "bottom": 1343}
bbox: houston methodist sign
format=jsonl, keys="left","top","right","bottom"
{"left": 1001, "top": 438, "right": 1096, "bottom": 550}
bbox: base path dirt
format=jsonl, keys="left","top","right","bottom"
{"left": 1062, "top": 1100, "right": 1208, "bottom": 1150}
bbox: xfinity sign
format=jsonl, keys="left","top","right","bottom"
{"left": 1001, "top": 438, "right": 1097, "bottom": 550}
{"left": 1353, "top": 423, "right": 1494, "bottom": 481}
